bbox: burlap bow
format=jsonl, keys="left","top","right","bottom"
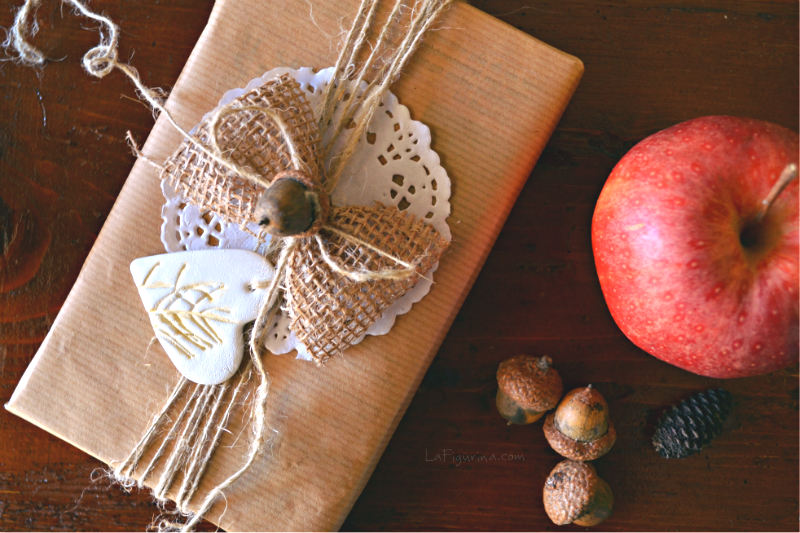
{"left": 160, "top": 74, "right": 448, "bottom": 365}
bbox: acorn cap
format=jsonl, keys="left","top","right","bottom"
{"left": 544, "top": 415, "right": 616, "bottom": 461}
{"left": 496, "top": 355, "right": 563, "bottom": 412}
{"left": 543, "top": 460, "right": 612, "bottom": 526}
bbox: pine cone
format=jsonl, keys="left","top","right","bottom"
{"left": 652, "top": 388, "right": 732, "bottom": 458}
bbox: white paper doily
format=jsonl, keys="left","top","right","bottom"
{"left": 161, "top": 66, "right": 451, "bottom": 361}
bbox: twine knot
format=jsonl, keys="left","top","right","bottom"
{"left": 82, "top": 44, "right": 117, "bottom": 78}
{"left": 161, "top": 73, "right": 449, "bottom": 367}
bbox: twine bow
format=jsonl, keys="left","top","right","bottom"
{"left": 161, "top": 74, "right": 449, "bottom": 365}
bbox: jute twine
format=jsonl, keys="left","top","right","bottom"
{"left": 162, "top": 72, "right": 448, "bottom": 366}
{"left": 161, "top": 78, "right": 320, "bottom": 227}
{"left": 8, "top": 0, "right": 452, "bottom": 529}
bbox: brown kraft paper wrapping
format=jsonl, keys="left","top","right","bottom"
{"left": 6, "top": 0, "right": 583, "bottom": 530}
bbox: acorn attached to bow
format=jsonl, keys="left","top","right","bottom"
{"left": 255, "top": 170, "right": 328, "bottom": 237}
{"left": 495, "top": 355, "right": 563, "bottom": 425}
{"left": 544, "top": 385, "right": 616, "bottom": 461}
{"left": 161, "top": 74, "right": 449, "bottom": 366}
{"left": 543, "top": 459, "right": 614, "bottom": 526}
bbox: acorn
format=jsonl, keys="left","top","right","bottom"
{"left": 495, "top": 355, "right": 563, "bottom": 425}
{"left": 543, "top": 385, "right": 616, "bottom": 460}
{"left": 543, "top": 459, "right": 613, "bottom": 526}
{"left": 255, "top": 171, "right": 319, "bottom": 236}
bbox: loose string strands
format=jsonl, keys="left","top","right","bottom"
{"left": 174, "top": 383, "right": 230, "bottom": 507}
{"left": 110, "top": 365, "right": 256, "bottom": 530}
{"left": 320, "top": 0, "right": 455, "bottom": 192}
{"left": 9, "top": 0, "right": 269, "bottom": 187}
{"left": 152, "top": 385, "right": 216, "bottom": 498}
{"left": 126, "top": 131, "right": 166, "bottom": 172}
{"left": 137, "top": 385, "right": 201, "bottom": 486}
{"left": 317, "top": 0, "right": 379, "bottom": 132}
{"left": 176, "top": 370, "right": 248, "bottom": 511}
{"left": 112, "top": 376, "right": 189, "bottom": 483}
{"left": 113, "top": 64, "right": 271, "bottom": 189}
{"left": 182, "top": 316, "right": 274, "bottom": 531}
{"left": 249, "top": 238, "right": 297, "bottom": 360}
{"left": 7, "top": 0, "right": 46, "bottom": 65}
{"left": 320, "top": 0, "right": 405, "bottom": 158}
{"left": 319, "top": 0, "right": 404, "bottom": 160}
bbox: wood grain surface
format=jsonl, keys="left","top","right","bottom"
{"left": 0, "top": 1, "right": 797, "bottom": 531}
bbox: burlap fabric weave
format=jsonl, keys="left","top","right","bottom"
{"left": 286, "top": 204, "right": 447, "bottom": 364}
{"left": 161, "top": 74, "right": 319, "bottom": 226}
{"left": 159, "top": 74, "right": 448, "bottom": 363}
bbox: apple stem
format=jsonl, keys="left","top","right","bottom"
{"left": 754, "top": 163, "right": 798, "bottom": 224}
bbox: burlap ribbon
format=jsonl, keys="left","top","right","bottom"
{"left": 161, "top": 74, "right": 448, "bottom": 364}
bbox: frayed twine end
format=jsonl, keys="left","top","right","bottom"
{"left": 6, "top": 0, "right": 121, "bottom": 77}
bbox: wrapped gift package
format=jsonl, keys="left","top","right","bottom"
{"left": 7, "top": 0, "right": 583, "bottom": 529}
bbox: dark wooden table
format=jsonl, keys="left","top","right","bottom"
{"left": 1, "top": 1, "right": 797, "bottom": 531}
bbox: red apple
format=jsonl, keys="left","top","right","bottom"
{"left": 592, "top": 116, "right": 798, "bottom": 378}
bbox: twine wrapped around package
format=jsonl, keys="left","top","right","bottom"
{"left": 9, "top": 0, "right": 453, "bottom": 529}
{"left": 162, "top": 73, "right": 448, "bottom": 364}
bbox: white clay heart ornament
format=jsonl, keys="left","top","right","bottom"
{"left": 130, "top": 249, "right": 275, "bottom": 384}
